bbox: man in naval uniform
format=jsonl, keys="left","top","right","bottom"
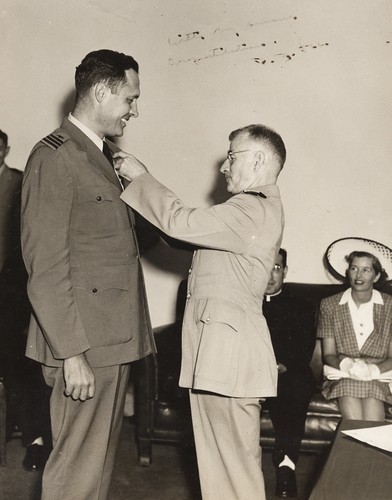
{"left": 21, "top": 50, "right": 155, "bottom": 500}
{"left": 114, "top": 124, "right": 286, "bottom": 500}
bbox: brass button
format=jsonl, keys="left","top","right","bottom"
{"left": 92, "top": 288, "right": 98, "bottom": 293}
{"left": 96, "top": 196, "right": 102, "bottom": 202}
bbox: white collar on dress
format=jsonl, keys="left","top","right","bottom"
{"left": 339, "top": 288, "right": 384, "bottom": 306}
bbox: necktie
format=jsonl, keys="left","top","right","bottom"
{"left": 102, "top": 141, "right": 113, "bottom": 166}
{"left": 103, "top": 141, "right": 124, "bottom": 190}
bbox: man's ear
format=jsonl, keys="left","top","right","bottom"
{"left": 253, "top": 150, "right": 265, "bottom": 172}
{"left": 283, "top": 266, "right": 288, "bottom": 279}
{"left": 5, "top": 146, "right": 10, "bottom": 158}
{"left": 94, "top": 82, "right": 107, "bottom": 103}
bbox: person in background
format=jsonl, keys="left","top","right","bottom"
{"left": 263, "top": 248, "right": 316, "bottom": 498}
{"left": 21, "top": 50, "right": 155, "bottom": 499}
{"left": 0, "top": 129, "right": 52, "bottom": 471}
{"left": 318, "top": 238, "right": 392, "bottom": 421}
{"left": 114, "top": 123, "right": 286, "bottom": 500}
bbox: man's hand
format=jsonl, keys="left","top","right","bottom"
{"left": 113, "top": 151, "right": 148, "bottom": 181}
{"left": 63, "top": 353, "right": 95, "bottom": 401}
{"left": 277, "top": 362, "right": 287, "bottom": 374}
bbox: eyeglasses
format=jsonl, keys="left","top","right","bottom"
{"left": 226, "top": 149, "right": 260, "bottom": 163}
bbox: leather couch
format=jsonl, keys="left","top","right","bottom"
{"left": 133, "top": 281, "right": 392, "bottom": 466}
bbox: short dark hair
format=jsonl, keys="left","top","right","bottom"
{"left": 345, "top": 250, "right": 388, "bottom": 287}
{"left": 0, "top": 129, "right": 8, "bottom": 147}
{"left": 75, "top": 49, "right": 139, "bottom": 101}
{"left": 278, "top": 248, "right": 287, "bottom": 268}
{"left": 229, "top": 124, "right": 286, "bottom": 169}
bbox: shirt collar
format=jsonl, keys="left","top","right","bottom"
{"left": 68, "top": 113, "right": 104, "bottom": 151}
{"left": 264, "top": 288, "right": 283, "bottom": 302}
{"left": 339, "top": 288, "right": 384, "bottom": 305}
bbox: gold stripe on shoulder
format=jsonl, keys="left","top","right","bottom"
{"left": 40, "top": 133, "right": 67, "bottom": 150}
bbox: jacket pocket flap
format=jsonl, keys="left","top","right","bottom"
{"left": 199, "top": 299, "right": 241, "bottom": 332}
{"left": 72, "top": 266, "right": 129, "bottom": 293}
{"left": 77, "top": 185, "right": 114, "bottom": 204}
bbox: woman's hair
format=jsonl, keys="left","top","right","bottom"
{"left": 344, "top": 250, "right": 388, "bottom": 288}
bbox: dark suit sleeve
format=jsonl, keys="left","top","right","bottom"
{"left": 21, "top": 146, "right": 90, "bottom": 359}
{"left": 277, "top": 298, "right": 316, "bottom": 373}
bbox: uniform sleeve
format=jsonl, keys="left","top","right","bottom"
{"left": 21, "top": 146, "right": 90, "bottom": 359}
{"left": 121, "top": 173, "right": 267, "bottom": 254}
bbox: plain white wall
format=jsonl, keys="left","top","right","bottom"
{"left": 2, "top": 0, "right": 391, "bottom": 326}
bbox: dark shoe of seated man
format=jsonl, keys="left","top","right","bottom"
{"left": 22, "top": 438, "right": 50, "bottom": 471}
{"left": 276, "top": 465, "right": 298, "bottom": 498}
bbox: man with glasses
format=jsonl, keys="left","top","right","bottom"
{"left": 263, "top": 248, "right": 316, "bottom": 498}
{"left": 114, "top": 123, "right": 286, "bottom": 499}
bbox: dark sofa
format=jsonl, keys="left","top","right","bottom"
{"left": 133, "top": 281, "right": 392, "bottom": 466}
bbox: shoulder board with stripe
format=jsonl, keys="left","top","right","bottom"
{"left": 243, "top": 190, "right": 267, "bottom": 199}
{"left": 40, "top": 133, "right": 68, "bottom": 150}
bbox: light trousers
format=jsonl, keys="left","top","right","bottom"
{"left": 189, "top": 390, "right": 265, "bottom": 500}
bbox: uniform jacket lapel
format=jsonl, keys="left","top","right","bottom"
{"left": 61, "top": 118, "right": 121, "bottom": 189}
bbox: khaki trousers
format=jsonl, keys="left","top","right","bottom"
{"left": 189, "top": 390, "right": 265, "bottom": 500}
{"left": 42, "top": 364, "right": 130, "bottom": 500}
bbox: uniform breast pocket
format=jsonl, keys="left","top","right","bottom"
{"left": 194, "top": 298, "right": 242, "bottom": 385}
{"left": 76, "top": 185, "right": 117, "bottom": 233}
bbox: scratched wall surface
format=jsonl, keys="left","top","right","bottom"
{"left": 1, "top": 0, "right": 391, "bottom": 326}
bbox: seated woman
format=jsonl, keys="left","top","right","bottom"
{"left": 318, "top": 237, "right": 392, "bottom": 421}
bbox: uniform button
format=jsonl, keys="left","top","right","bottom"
{"left": 205, "top": 317, "right": 210, "bottom": 323}
{"left": 186, "top": 292, "right": 191, "bottom": 299}
{"left": 96, "top": 196, "right": 102, "bottom": 201}
{"left": 92, "top": 288, "right": 98, "bottom": 293}
{"left": 188, "top": 268, "right": 192, "bottom": 274}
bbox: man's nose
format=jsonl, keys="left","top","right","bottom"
{"left": 130, "top": 101, "right": 139, "bottom": 118}
{"left": 220, "top": 159, "right": 229, "bottom": 173}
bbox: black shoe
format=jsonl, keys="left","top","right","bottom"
{"left": 22, "top": 444, "right": 48, "bottom": 471}
{"left": 276, "top": 466, "right": 298, "bottom": 498}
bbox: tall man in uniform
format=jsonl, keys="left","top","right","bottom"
{"left": 263, "top": 249, "right": 316, "bottom": 497}
{"left": 21, "top": 50, "right": 155, "bottom": 500}
{"left": 114, "top": 124, "right": 286, "bottom": 500}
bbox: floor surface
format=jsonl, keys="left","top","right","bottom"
{"left": 0, "top": 419, "right": 323, "bottom": 500}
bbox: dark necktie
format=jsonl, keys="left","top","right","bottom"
{"left": 102, "top": 141, "right": 113, "bottom": 166}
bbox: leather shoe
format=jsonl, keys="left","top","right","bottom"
{"left": 22, "top": 444, "right": 48, "bottom": 471}
{"left": 276, "top": 466, "right": 298, "bottom": 498}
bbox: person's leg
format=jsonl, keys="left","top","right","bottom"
{"left": 190, "top": 390, "right": 265, "bottom": 500}
{"left": 362, "top": 398, "right": 385, "bottom": 421}
{"left": 338, "top": 397, "right": 363, "bottom": 419}
{"left": 41, "top": 363, "right": 129, "bottom": 500}
{"left": 269, "top": 374, "right": 313, "bottom": 467}
{"left": 269, "top": 375, "right": 313, "bottom": 498}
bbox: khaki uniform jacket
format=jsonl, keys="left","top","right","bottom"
{"left": 121, "top": 174, "right": 284, "bottom": 397}
{"left": 21, "top": 118, "right": 155, "bottom": 368}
